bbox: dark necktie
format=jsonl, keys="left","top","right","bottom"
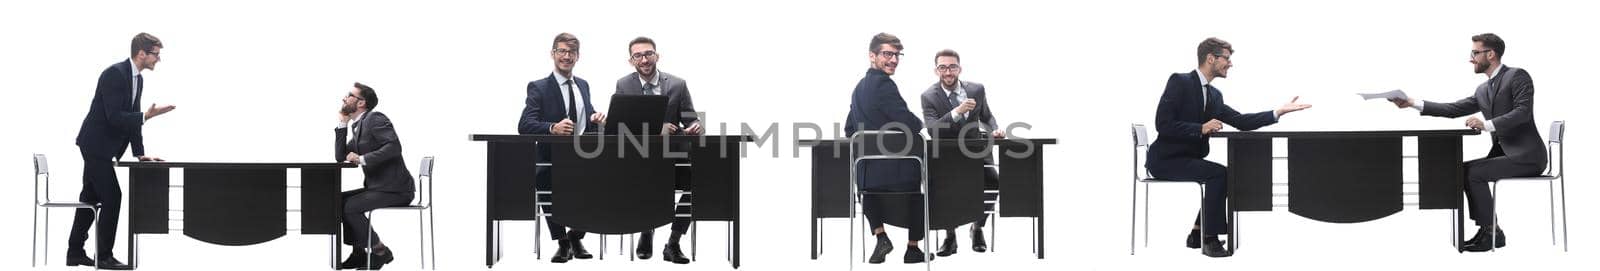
{"left": 947, "top": 91, "right": 960, "bottom": 110}
{"left": 564, "top": 80, "right": 578, "bottom": 120}
{"left": 644, "top": 83, "right": 657, "bottom": 95}
{"left": 134, "top": 74, "right": 144, "bottom": 107}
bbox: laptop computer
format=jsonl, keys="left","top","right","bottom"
{"left": 601, "top": 94, "right": 669, "bottom": 136}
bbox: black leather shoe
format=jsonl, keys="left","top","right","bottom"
{"left": 1463, "top": 228, "right": 1507, "bottom": 252}
{"left": 96, "top": 257, "right": 135, "bottom": 270}
{"left": 1186, "top": 229, "right": 1202, "bottom": 249}
{"left": 338, "top": 251, "right": 368, "bottom": 269}
{"left": 868, "top": 238, "right": 893, "bottom": 264}
{"left": 904, "top": 246, "right": 928, "bottom": 263}
{"left": 971, "top": 228, "right": 988, "bottom": 252}
{"left": 1201, "top": 238, "right": 1232, "bottom": 258}
{"left": 551, "top": 240, "right": 574, "bottom": 263}
{"left": 936, "top": 233, "right": 958, "bottom": 257}
{"left": 570, "top": 239, "right": 594, "bottom": 259}
{"left": 357, "top": 249, "right": 394, "bottom": 270}
{"left": 662, "top": 242, "right": 691, "bottom": 264}
{"left": 65, "top": 253, "right": 95, "bottom": 267}
{"left": 637, "top": 232, "right": 655, "bottom": 260}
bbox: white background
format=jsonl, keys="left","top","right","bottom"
{"left": 2, "top": 0, "right": 1595, "bottom": 270}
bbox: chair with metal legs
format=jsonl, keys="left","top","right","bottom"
{"left": 366, "top": 156, "right": 439, "bottom": 269}
{"left": 1128, "top": 124, "right": 1211, "bottom": 255}
{"left": 31, "top": 153, "right": 102, "bottom": 269}
{"left": 847, "top": 130, "right": 931, "bottom": 270}
{"left": 1489, "top": 120, "right": 1568, "bottom": 252}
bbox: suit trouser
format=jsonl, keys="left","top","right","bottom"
{"left": 1147, "top": 157, "right": 1230, "bottom": 236}
{"left": 68, "top": 147, "right": 120, "bottom": 257}
{"left": 640, "top": 164, "right": 693, "bottom": 244}
{"left": 342, "top": 188, "right": 414, "bottom": 249}
{"left": 536, "top": 167, "right": 586, "bottom": 241}
{"left": 1464, "top": 156, "right": 1546, "bottom": 227}
{"left": 972, "top": 166, "right": 999, "bottom": 228}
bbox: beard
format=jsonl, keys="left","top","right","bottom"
{"left": 1474, "top": 61, "right": 1491, "bottom": 73}
{"left": 636, "top": 64, "right": 655, "bottom": 78}
{"left": 340, "top": 103, "right": 358, "bottom": 115}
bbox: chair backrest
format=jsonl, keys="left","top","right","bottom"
{"left": 1547, "top": 121, "right": 1565, "bottom": 177}
{"left": 416, "top": 156, "right": 435, "bottom": 207}
{"left": 848, "top": 130, "right": 927, "bottom": 160}
{"left": 1132, "top": 123, "right": 1150, "bottom": 147}
{"left": 33, "top": 153, "right": 49, "bottom": 204}
{"left": 1549, "top": 121, "right": 1565, "bottom": 143}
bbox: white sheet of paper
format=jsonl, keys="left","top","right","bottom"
{"left": 1358, "top": 89, "right": 1408, "bottom": 100}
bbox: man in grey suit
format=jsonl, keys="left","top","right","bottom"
{"left": 335, "top": 82, "right": 416, "bottom": 269}
{"left": 614, "top": 36, "right": 700, "bottom": 264}
{"left": 1388, "top": 33, "right": 1547, "bottom": 252}
{"left": 918, "top": 49, "right": 1002, "bottom": 258}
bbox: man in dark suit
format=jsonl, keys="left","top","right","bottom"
{"left": 614, "top": 36, "right": 700, "bottom": 264}
{"left": 69, "top": 33, "right": 175, "bottom": 270}
{"left": 846, "top": 33, "right": 930, "bottom": 264}
{"left": 334, "top": 82, "right": 416, "bottom": 270}
{"left": 918, "top": 49, "right": 1003, "bottom": 257}
{"left": 1145, "top": 37, "right": 1310, "bottom": 258}
{"left": 517, "top": 32, "right": 607, "bottom": 263}
{"left": 1387, "top": 33, "right": 1547, "bottom": 252}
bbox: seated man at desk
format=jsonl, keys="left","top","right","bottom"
{"left": 847, "top": 32, "right": 930, "bottom": 264}
{"left": 1145, "top": 37, "right": 1310, "bottom": 258}
{"left": 614, "top": 36, "right": 702, "bottom": 264}
{"left": 335, "top": 82, "right": 416, "bottom": 269}
{"left": 518, "top": 32, "right": 606, "bottom": 263}
{"left": 918, "top": 49, "right": 1002, "bottom": 257}
{"left": 1385, "top": 33, "right": 1546, "bottom": 252}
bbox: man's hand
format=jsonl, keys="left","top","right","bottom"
{"left": 550, "top": 119, "right": 575, "bottom": 135}
{"left": 1201, "top": 119, "right": 1224, "bottom": 135}
{"left": 1274, "top": 96, "right": 1312, "bottom": 116}
{"left": 1466, "top": 116, "right": 1486, "bottom": 131}
{"left": 144, "top": 104, "right": 176, "bottom": 121}
{"left": 684, "top": 121, "right": 704, "bottom": 135}
{"left": 137, "top": 155, "right": 165, "bottom": 162}
{"left": 1388, "top": 98, "right": 1416, "bottom": 108}
{"left": 991, "top": 130, "right": 1006, "bottom": 139}
{"left": 345, "top": 152, "right": 361, "bottom": 164}
{"left": 590, "top": 112, "right": 607, "bottom": 125}
{"left": 955, "top": 99, "right": 977, "bottom": 115}
{"left": 663, "top": 123, "right": 680, "bottom": 135}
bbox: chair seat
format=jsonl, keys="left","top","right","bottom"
{"left": 376, "top": 205, "right": 428, "bottom": 210}
{"left": 39, "top": 202, "right": 96, "bottom": 208}
{"left": 1140, "top": 178, "right": 1203, "bottom": 184}
{"left": 1496, "top": 175, "right": 1557, "bottom": 182}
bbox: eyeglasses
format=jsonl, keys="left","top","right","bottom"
{"left": 876, "top": 50, "right": 904, "bottom": 59}
{"left": 553, "top": 48, "right": 578, "bottom": 56}
{"left": 630, "top": 50, "right": 657, "bottom": 60}
{"left": 1212, "top": 53, "right": 1231, "bottom": 61}
{"left": 936, "top": 64, "right": 961, "bottom": 72}
{"left": 346, "top": 93, "right": 364, "bottom": 100}
{"left": 1470, "top": 49, "right": 1492, "bottom": 57}
{"left": 144, "top": 50, "right": 161, "bottom": 58}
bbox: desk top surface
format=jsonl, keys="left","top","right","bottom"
{"left": 470, "top": 134, "right": 754, "bottom": 143}
{"left": 797, "top": 138, "right": 1057, "bottom": 146}
{"left": 1212, "top": 129, "right": 1479, "bottom": 138}
{"left": 116, "top": 161, "right": 358, "bottom": 169}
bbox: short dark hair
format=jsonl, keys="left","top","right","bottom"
{"left": 934, "top": 49, "right": 960, "bottom": 63}
{"left": 1196, "top": 37, "right": 1233, "bottom": 66}
{"left": 552, "top": 32, "right": 580, "bottom": 52}
{"left": 628, "top": 36, "right": 656, "bottom": 52}
{"left": 1472, "top": 33, "right": 1505, "bottom": 59}
{"left": 869, "top": 32, "right": 903, "bottom": 53}
{"left": 130, "top": 32, "right": 163, "bottom": 57}
{"left": 354, "top": 82, "right": 379, "bottom": 110}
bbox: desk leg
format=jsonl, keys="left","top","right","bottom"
{"left": 1035, "top": 216, "right": 1045, "bottom": 259}
{"left": 732, "top": 219, "right": 741, "bottom": 268}
{"left": 810, "top": 215, "right": 818, "bottom": 259}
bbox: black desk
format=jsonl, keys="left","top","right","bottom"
{"left": 800, "top": 138, "right": 1056, "bottom": 259}
{"left": 1213, "top": 129, "right": 1479, "bottom": 252}
{"left": 471, "top": 134, "right": 751, "bottom": 268}
{"left": 120, "top": 161, "right": 355, "bottom": 269}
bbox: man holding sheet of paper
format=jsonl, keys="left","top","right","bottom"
{"left": 1384, "top": 33, "right": 1546, "bottom": 252}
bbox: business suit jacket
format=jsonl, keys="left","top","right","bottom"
{"left": 920, "top": 81, "right": 997, "bottom": 139}
{"left": 519, "top": 73, "right": 598, "bottom": 190}
{"left": 615, "top": 71, "right": 699, "bottom": 129}
{"left": 76, "top": 60, "right": 146, "bottom": 158}
{"left": 335, "top": 111, "right": 415, "bottom": 193}
{"left": 1421, "top": 65, "right": 1547, "bottom": 166}
{"left": 846, "top": 68, "right": 925, "bottom": 192}
{"left": 1146, "top": 71, "right": 1278, "bottom": 171}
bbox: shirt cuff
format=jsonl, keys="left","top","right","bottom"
{"left": 949, "top": 109, "right": 965, "bottom": 122}
{"left": 1483, "top": 119, "right": 1497, "bottom": 132}
{"left": 358, "top": 154, "right": 368, "bottom": 167}
{"left": 1411, "top": 102, "right": 1424, "bottom": 111}
{"left": 336, "top": 122, "right": 348, "bottom": 129}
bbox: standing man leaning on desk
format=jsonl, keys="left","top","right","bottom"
{"left": 615, "top": 36, "right": 701, "bottom": 264}
{"left": 1145, "top": 37, "right": 1311, "bottom": 258}
{"left": 70, "top": 32, "right": 176, "bottom": 270}
{"left": 518, "top": 32, "right": 607, "bottom": 263}
{"left": 335, "top": 82, "right": 416, "bottom": 270}
{"left": 1385, "top": 33, "right": 1546, "bottom": 252}
{"left": 847, "top": 32, "right": 930, "bottom": 264}
{"left": 918, "top": 49, "right": 1002, "bottom": 257}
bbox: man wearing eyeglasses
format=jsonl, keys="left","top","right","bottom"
{"left": 846, "top": 32, "right": 930, "bottom": 264}
{"left": 918, "top": 49, "right": 1002, "bottom": 258}
{"left": 70, "top": 32, "right": 175, "bottom": 270}
{"left": 614, "top": 36, "right": 700, "bottom": 264}
{"left": 1385, "top": 33, "right": 1546, "bottom": 252}
{"left": 1145, "top": 37, "right": 1311, "bottom": 258}
{"left": 518, "top": 32, "right": 606, "bottom": 263}
{"left": 334, "top": 82, "right": 416, "bottom": 270}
